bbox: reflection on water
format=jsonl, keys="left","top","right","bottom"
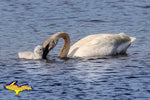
{"left": 0, "top": 0, "right": 150, "bottom": 99}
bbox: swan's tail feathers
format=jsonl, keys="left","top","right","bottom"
{"left": 130, "top": 37, "right": 136, "bottom": 43}
{"left": 119, "top": 32, "right": 126, "bottom": 35}
{"left": 119, "top": 32, "right": 136, "bottom": 43}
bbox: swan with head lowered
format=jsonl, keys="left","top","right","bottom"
{"left": 42, "top": 32, "right": 136, "bottom": 59}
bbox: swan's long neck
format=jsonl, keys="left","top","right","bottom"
{"left": 53, "top": 32, "right": 71, "bottom": 57}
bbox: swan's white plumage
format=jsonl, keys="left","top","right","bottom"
{"left": 18, "top": 45, "right": 43, "bottom": 59}
{"left": 68, "top": 33, "right": 136, "bottom": 57}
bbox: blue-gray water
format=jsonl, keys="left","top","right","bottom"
{"left": 0, "top": 0, "right": 150, "bottom": 100}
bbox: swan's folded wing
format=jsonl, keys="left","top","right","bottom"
{"left": 68, "top": 35, "right": 97, "bottom": 56}
{"left": 68, "top": 33, "right": 136, "bottom": 57}
{"left": 69, "top": 34, "right": 116, "bottom": 57}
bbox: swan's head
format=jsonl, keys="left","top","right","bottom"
{"left": 42, "top": 39, "right": 58, "bottom": 59}
{"left": 34, "top": 45, "right": 43, "bottom": 56}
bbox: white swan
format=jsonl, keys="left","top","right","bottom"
{"left": 18, "top": 45, "right": 43, "bottom": 59}
{"left": 42, "top": 32, "right": 136, "bottom": 58}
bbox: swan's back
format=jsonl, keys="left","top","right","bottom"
{"left": 18, "top": 52, "right": 34, "bottom": 59}
{"left": 68, "top": 33, "right": 136, "bottom": 57}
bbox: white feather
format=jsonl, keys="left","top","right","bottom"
{"left": 18, "top": 45, "right": 43, "bottom": 59}
{"left": 68, "top": 33, "right": 136, "bottom": 57}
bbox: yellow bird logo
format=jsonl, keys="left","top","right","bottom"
{"left": 5, "top": 81, "right": 32, "bottom": 95}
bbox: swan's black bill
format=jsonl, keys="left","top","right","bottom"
{"left": 42, "top": 44, "right": 49, "bottom": 59}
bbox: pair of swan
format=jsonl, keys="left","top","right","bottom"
{"left": 42, "top": 32, "right": 136, "bottom": 58}
{"left": 18, "top": 32, "right": 136, "bottom": 59}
